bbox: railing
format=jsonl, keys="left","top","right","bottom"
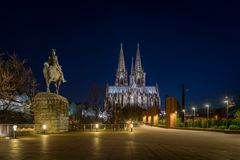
{"left": 0, "top": 124, "right": 41, "bottom": 137}
{"left": 69, "top": 123, "right": 132, "bottom": 132}
{"left": 0, "top": 123, "right": 134, "bottom": 137}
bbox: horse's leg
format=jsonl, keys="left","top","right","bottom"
{"left": 46, "top": 80, "right": 50, "bottom": 93}
{"left": 54, "top": 82, "right": 58, "bottom": 94}
{"left": 57, "top": 80, "right": 61, "bottom": 95}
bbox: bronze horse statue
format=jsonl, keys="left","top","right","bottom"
{"left": 43, "top": 50, "right": 66, "bottom": 94}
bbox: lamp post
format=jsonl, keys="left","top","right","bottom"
{"left": 42, "top": 124, "right": 47, "bottom": 134}
{"left": 13, "top": 125, "right": 17, "bottom": 138}
{"left": 205, "top": 104, "right": 210, "bottom": 119}
{"left": 192, "top": 107, "right": 196, "bottom": 117}
{"left": 182, "top": 109, "right": 186, "bottom": 127}
{"left": 182, "top": 109, "right": 185, "bottom": 117}
{"left": 205, "top": 104, "right": 210, "bottom": 128}
{"left": 192, "top": 107, "right": 196, "bottom": 127}
{"left": 224, "top": 97, "right": 229, "bottom": 119}
{"left": 163, "top": 111, "right": 166, "bottom": 126}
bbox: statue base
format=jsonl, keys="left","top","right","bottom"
{"left": 33, "top": 92, "right": 69, "bottom": 134}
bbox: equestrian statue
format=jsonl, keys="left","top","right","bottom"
{"left": 43, "top": 49, "right": 67, "bottom": 94}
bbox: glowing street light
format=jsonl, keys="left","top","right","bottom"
{"left": 205, "top": 104, "right": 210, "bottom": 119}
{"left": 182, "top": 109, "right": 185, "bottom": 117}
{"left": 96, "top": 124, "right": 99, "bottom": 132}
{"left": 192, "top": 107, "right": 196, "bottom": 117}
{"left": 13, "top": 125, "right": 17, "bottom": 138}
{"left": 224, "top": 97, "right": 229, "bottom": 119}
{"left": 42, "top": 124, "right": 47, "bottom": 134}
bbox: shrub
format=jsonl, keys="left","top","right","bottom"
{"left": 211, "top": 120, "right": 217, "bottom": 127}
{"left": 229, "top": 125, "right": 240, "bottom": 130}
{"left": 235, "top": 111, "right": 240, "bottom": 119}
{"left": 218, "top": 120, "right": 226, "bottom": 126}
{"left": 230, "top": 119, "right": 240, "bottom": 126}
{"left": 211, "top": 125, "right": 218, "bottom": 129}
{"left": 178, "top": 122, "right": 185, "bottom": 127}
{"left": 201, "top": 119, "right": 207, "bottom": 128}
{"left": 218, "top": 126, "right": 226, "bottom": 129}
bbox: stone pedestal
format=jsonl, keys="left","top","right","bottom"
{"left": 33, "top": 92, "right": 69, "bottom": 133}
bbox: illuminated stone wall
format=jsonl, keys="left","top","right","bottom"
{"left": 33, "top": 92, "right": 69, "bottom": 133}
{"left": 142, "top": 106, "right": 159, "bottom": 126}
{"left": 166, "top": 97, "right": 178, "bottom": 128}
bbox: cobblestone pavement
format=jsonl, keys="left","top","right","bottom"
{"left": 1, "top": 125, "right": 240, "bottom": 160}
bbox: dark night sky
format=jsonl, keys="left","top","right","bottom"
{"left": 0, "top": 1, "right": 240, "bottom": 109}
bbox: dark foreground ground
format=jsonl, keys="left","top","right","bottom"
{"left": 1, "top": 125, "right": 240, "bottom": 160}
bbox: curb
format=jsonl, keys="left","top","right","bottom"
{"left": 157, "top": 126, "right": 240, "bottom": 134}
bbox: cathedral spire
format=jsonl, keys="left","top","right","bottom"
{"left": 117, "top": 42, "right": 126, "bottom": 72}
{"left": 135, "top": 43, "right": 143, "bottom": 72}
{"left": 134, "top": 43, "right": 146, "bottom": 87}
{"left": 131, "top": 56, "right": 134, "bottom": 75}
{"left": 115, "top": 42, "right": 128, "bottom": 86}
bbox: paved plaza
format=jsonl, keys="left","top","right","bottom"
{"left": 1, "top": 125, "right": 240, "bottom": 160}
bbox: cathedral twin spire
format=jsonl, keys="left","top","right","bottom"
{"left": 115, "top": 43, "right": 128, "bottom": 86}
{"left": 135, "top": 43, "right": 143, "bottom": 73}
{"left": 115, "top": 43, "right": 146, "bottom": 87}
{"left": 117, "top": 43, "right": 126, "bottom": 72}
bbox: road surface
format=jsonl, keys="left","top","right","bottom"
{"left": 1, "top": 125, "right": 240, "bottom": 160}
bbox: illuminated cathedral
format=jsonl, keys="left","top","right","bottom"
{"left": 105, "top": 43, "right": 161, "bottom": 109}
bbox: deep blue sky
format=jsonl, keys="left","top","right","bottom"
{"left": 0, "top": 1, "right": 240, "bottom": 109}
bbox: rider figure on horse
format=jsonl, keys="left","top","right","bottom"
{"left": 48, "top": 49, "right": 67, "bottom": 83}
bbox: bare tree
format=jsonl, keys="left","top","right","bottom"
{"left": 86, "top": 84, "right": 104, "bottom": 121}
{"left": 0, "top": 54, "right": 37, "bottom": 112}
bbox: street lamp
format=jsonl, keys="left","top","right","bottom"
{"left": 13, "top": 125, "right": 17, "bottom": 138}
{"left": 42, "top": 124, "right": 47, "bottom": 134}
{"left": 205, "top": 104, "right": 210, "bottom": 128}
{"left": 205, "top": 104, "right": 210, "bottom": 119}
{"left": 182, "top": 109, "right": 185, "bottom": 113}
{"left": 192, "top": 107, "right": 196, "bottom": 117}
{"left": 192, "top": 107, "right": 196, "bottom": 127}
{"left": 224, "top": 97, "right": 229, "bottom": 119}
{"left": 182, "top": 109, "right": 186, "bottom": 126}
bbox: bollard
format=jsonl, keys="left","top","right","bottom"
{"left": 130, "top": 124, "right": 133, "bottom": 132}
{"left": 96, "top": 124, "right": 99, "bottom": 132}
{"left": 13, "top": 125, "right": 17, "bottom": 138}
{"left": 42, "top": 124, "right": 47, "bottom": 134}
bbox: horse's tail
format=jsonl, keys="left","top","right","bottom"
{"left": 43, "top": 62, "right": 49, "bottom": 79}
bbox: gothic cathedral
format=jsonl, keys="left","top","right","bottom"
{"left": 105, "top": 43, "right": 161, "bottom": 110}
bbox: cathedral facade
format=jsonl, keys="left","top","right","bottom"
{"left": 105, "top": 43, "right": 161, "bottom": 110}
